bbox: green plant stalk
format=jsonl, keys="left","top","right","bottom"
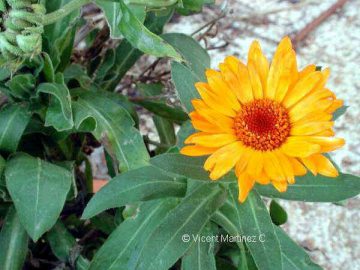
{"left": 43, "top": 0, "right": 91, "bottom": 25}
{"left": 130, "top": 0, "right": 178, "bottom": 7}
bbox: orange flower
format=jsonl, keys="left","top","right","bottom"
{"left": 180, "top": 37, "right": 345, "bottom": 202}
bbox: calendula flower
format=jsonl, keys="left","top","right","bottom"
{"left": 180, "top": 37, "right": 345, "bottom": 202}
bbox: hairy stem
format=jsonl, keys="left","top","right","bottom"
{"left": 43, "top": 0, "right": 91, "bottom": 25}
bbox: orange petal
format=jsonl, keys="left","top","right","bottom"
{"left": 204, "top": 141, "right": 244, "bottom": 179}
{"left": 272, "top": 181, "right": 288, "bottom": 192}
{"left": 180, "top": 145, "right": 218, "bottom": 156}
{"left": 195, "top": 82, "right": 236, "bottom": 117}
{"left": 248, "top": 40, "right": 269, "bottom": 92}
{"left": 281, "top": 137, "right": 321, "bottom": 157}
{"left": 291, "top": 121, "right": 334, "bottom": 136}
{"left": 248, "top": 62, "right": 263, "bottom": 99}
{"left": 185, "top": 133, "right": 237, "bottom": 148}
{"left": 237, "top": 172, "right": 255, "bottom": 202}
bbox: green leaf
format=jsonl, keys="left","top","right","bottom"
{"left": 5, "top": 153, "right": 72, "bottom": 241}
{"left": 169, "top": 32, "right": 210, "bottom": 112}
{"left": 275, "top": 227, "right": 322, "bottom": 270}
{"left": 136, "top": 83, "right": 189, "bottom": 123}
{"left": 64, "top": 64, "right": 92, "bottom": 89}
{"left": 82, "top": 165, "right": 187, "bottom": 219}
{"left": 153, "top": 116, "right": 176, "bottom": 153}
{"left": 333, "top": 105, "right": 348, "bottom": 120}
{"left": 47, "top": 221, "right": 76, "bottom": 262}
{"left": 134, "top": 183, "right": 226, "bottom": 270}
{"left": 73, "top": 91, "right": 149, "bottom": 171}
{"left": 269, "top": 200, "right": 288, "bottom": 226}
{"left": 100, "top": 40, "right": 143, "bottom": 91}
{"left": 88, "top": 199, "right": 178, "bottom": 270}
{"left": 44, "top": 0, "right": 80, "bottom": 71}
{"left": 181, "top": 224, "right": 217, "bottom": 270}
{"left": 171, "top": 61, "right": 201, "bottom": 112}
{"left": 255, "top": 173, "right": 360, "bottom": 202}
{"left": 0, "top": 154, "right": 4, "bottom": 175}
{"left": 42, "top": 53, "right": 55, "bottom": 82}
{"left": 135, "top": 82, "right": 181, "bottom": 152}
{"left": 150, "top": 153, "right": 235, "bottom": 182}
{"left": 117, "top": 0, "right": 182, "bottom": 61}
{"left": 96, "top": 0, "right": 146, "bottom": 38}
{"left": 213, "top": 189, "right": 282, "bottom": 270}
{"left": 37, "top": 82, "right": 74, "bottom": 131}
{"left": 6, "top": 74, "right": 36, "bottom": 99}
{"left": 177, "top": 0, "right": 210, "bottom": 14}
{"left": 163, "top": 33, "right": 210, "bottom": 80}
{"left": 90, "top": 212, "right": 117, "bottom": 234}
{"left": 0, "top": 206, "right": 28, "bottom": 270}
{"left": 99, "top": 11, "right": 173, "bottom": 91}
{"left": 176, "top": 120, "right": 195, "bottom": 149}
{"left": 0, "top": 104, "right": 31, "bottom": 153}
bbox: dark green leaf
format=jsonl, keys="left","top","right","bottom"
{"left": 37, "top": 82, "right": 74, "bottom": 131}
{"left": 214, "top": 189, "right": 282, "bottom": 270}
{"left": 176, "top": 120, "right": 195, "bottom": 149}
{"left": 90, "top": 212, "right": 117, "bottom": 234}
{"left": 99, "top": 11, "right": 173, "bottom": 91}
{"left": 44, "top": 0, "right": 80, "bottom": 71}
{"left": 6, "top": 74, "right": 36, "bottom": 99}
{"left": 96, "top": 0, "right": 146, "bottom": 38}
{"left": 269, "top": 200, "right": 288, "bottom": 226}
{"left": 163, "top": 33, "right": 210, "bottom": 79}
{"left": 150, "top": 153, "right": 235, "bottom": 182}
{"left": 171, "top": 61, "right": 201, "bottom": 112}
{"left": 117, "top": 0, "right": 182, "bottom": 61}
{"left": 256, "top": 173, "right": 360, "bottom": 202}
{"left": 42, "top": 52, "right": 55, "bottom": 82}
{"left": 47, "top": 221, "right": 76, "bottom": 262}
{"left": 0, "top": 104, "right": 31, "bottom": 153}
{"left": 100, "top": 40, "right": 142, "bottom": 91}
{"left": 5, "top": 153, "right": 72, "bottom": 241}
{"left": 153, "top": 116, "right": 176, "bottom": 152}
{"left": 275, "top": 227, "right": 322, "bottom": 270}
{"left": 181, "top": 224, "right": 217, "bottom": 270}
{"left": 134, "top": 183, "right": 226, "bottom": 270}
{"left": 88, "top": 199, "right": 178, "bottom": 270}
{"left": 73, "top": 91, "right": 149, "bottom": 171}
{"left": 64, "top": 64, "right": 92, "bottom": 88}
{"left": 0, "top": 206, "right": 28, "bottom": 270}
{"left": 333, "top": 105, "right": 348, "bottom": 120}
{"left": 82, "top": 165, "right": 187, "bottom": 219}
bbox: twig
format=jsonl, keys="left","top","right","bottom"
{"left": 191, "top": 12, "right": 227, "bottom": 36}
{"left": 207, "top": 41, "right": 230, "bottom": 51}
{"left": 291, "top": 0, "right": 349, "bottom": 47}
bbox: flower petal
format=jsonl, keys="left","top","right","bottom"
{"left": 195, "top": 82, "right": 236, "bottom": 117}
{"left": 204, "top": 141, "right": 244, "bottom": 179}
{"left": 180, "top": 145, "right": 218, "bottom": 156}
{"left": 185, "top": 133, "right": 237, "bottom": 148}
{"left": 248, "top": 62, "right": 263, "bottom": 99}
{"left": 291, "top": 121, "right": 334, "bottom": 136}
{"left": 248, "top": 40, "right": 269, "bottom": 92}
{"left": 237, "top": 172, "right": 255, "bottom": 202}
{"left": 283, "top": 71, "right": 322, "bottom": 108}
{"left": 281, "top": 137, "right": 321, "bottom": 157}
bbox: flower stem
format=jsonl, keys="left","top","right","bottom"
{"left": 43, "top": 0, "right": 91, "bottom": 26}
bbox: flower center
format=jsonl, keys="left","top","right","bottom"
{"left": 234, "top": 99, "right": 291, "bottom": 151}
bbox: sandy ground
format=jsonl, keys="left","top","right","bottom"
{"left": 90, "top": 0, "right": 360, "bottom": 269}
